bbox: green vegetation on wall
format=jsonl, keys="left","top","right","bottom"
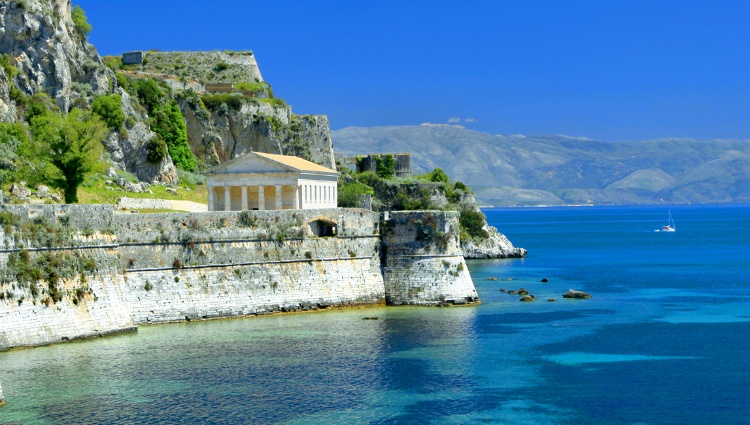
{"left": 376, "top": 155, "right": 395, "bottom": 179}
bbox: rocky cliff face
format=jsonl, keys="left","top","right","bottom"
{"left": 461, "top": 225, "right": 527, "bottom": 258}
{"left": 0, "top": 0, "right": 176, "bottom": 183}
{"left": 0, "top": 0, "right": 109, "bottom": 111}
{"left": 179, "top": 98, "right": 335, "bottom": 169}
{"left": 459, "top": 193, "right": 527, "bottom": 258}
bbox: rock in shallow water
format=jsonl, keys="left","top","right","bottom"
{"left": 563, "top": 289, "right": 592, "bottom": 299}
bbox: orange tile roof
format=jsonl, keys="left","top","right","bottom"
{"left": 254, "top": 152, "right": 338, "bottom": 174}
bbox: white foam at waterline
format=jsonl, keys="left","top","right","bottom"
{"left": 543, "top": 352, "right": 698, "bottom": 366}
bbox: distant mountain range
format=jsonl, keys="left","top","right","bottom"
{"left": 332, "top": 125, "right": 750, "bottom": 206}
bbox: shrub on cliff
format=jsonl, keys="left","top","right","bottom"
{"left": 135, "top": 78, "right": 164, "bottom": 113}
{"left": 91, "top": 94, "right": 124, "bottom": 130}
{"left": 235, "top": 81, "right": 273, "bottom": 97}
{"left": 151, "top": 100, "right": 196, "bottom": 172}
{"left": 0, "top": 123, "right": 26, "bottom": 177}
{"left": 71, "top": 5, "right": 92, "bottom": 38}
{"left": 202, "top": 93, "right": 243, "bottom": 111}
{"left": 459, "top": 209, "right": 489, "bottom": 240}
{"left": 146, "top": 137, "right": 167, "bottom": 163}
{"left": 338, "top": 181, "right": 374, "bottom": 208}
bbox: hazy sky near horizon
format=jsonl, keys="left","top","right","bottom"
{"left": 76, "top": 0, "right": 750, "bottom": 141}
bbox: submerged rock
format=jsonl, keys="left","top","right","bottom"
{"left": 563, "top": 289, "right": 592, "bottom": 299}
{"left": 520, "top": 295, "right": 535, "bottom": 302}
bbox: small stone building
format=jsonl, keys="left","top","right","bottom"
{"left": 205, "top": 152, "right": 339, "bottom": 211}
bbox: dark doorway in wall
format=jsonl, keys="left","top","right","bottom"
{"left": 308, "top": 219, "right": 337, "bottom": 237}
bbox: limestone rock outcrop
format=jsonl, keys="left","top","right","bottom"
{"left": 179, "top": 97, "right": 336, "bottom": 170}
{"left": 461, "top": 224, "right": 527, "bottom": 259}
{"left": 459, "top": 193, "right": 527, "bottom": 259}
{"left": 0, "top": 0, "right": 176, "bottom": 184}
{"left": 0, "top": 0, "right": 109, "bottom": 111}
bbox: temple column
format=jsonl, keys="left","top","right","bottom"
{"left": 241, "top": 186, "right": 248, "bottom": 210}
{"left": 224, "top": 186, "right": 231, "bottom": 211}
{"left": 258, "top": 186, "right": 265, "bottom": 210}
{"left": 293, "top": 185, "right": 299, "bottom": 209}
{"left": 208, "top": 186, "right": 215, "bottom": 211}
{"left": 275, "top": 185, "right": 282, "bottom": 210}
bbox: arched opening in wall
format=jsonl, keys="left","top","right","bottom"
{"left": 308, "top": 219, "right": 337, "bottom": 237}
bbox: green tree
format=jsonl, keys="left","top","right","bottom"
{"left": 30, "top": 109, "right": 107, "bottom": 203}
{"left": 428, "top": 168, "right": 449, "bottom": 183}
{"left": 151, "top": 100, "right": 195, "bottom": 171}
{"left": 71, "top": 5, "right": 92, "bottom": 38}
{"left": 91, "top": 94, "right": 124, "bottom": 130}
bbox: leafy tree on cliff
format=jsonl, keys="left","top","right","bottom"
{"left": 30, "top": 108, "right": 107, "bottom": 203}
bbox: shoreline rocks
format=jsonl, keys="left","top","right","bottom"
{"left": 563, "top": 289, "right": 592, "bottom": 299}
{"left": 0, "top": 382, "right": 4, "bottom": 407}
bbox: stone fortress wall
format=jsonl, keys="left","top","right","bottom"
{"left": 382, "top": 211, "right": 478, "bottom": 305}
{"left": 0, "top": 205, "right": 479, "bottom": 351}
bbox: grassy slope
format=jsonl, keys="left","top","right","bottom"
{"left": 4, "top": 175, "right": 208, "bottom": 207}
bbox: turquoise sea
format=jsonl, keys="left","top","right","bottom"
{"left": 1, "top": 204, "right": 749, "bottom": 424}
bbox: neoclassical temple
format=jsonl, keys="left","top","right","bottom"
{"left": 205, "top": 152, "right": 339, "bottom": 211}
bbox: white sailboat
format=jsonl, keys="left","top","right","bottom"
{"left": 656, "top": 211, "right": 676, "bottom": 232}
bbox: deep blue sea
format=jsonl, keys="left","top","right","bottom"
{"left": 1, "top": 204, "right": 749, "bottom": 424}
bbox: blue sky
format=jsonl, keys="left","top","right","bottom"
{"left": 76, "top": 0, "right": 750, "bottom": 141}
